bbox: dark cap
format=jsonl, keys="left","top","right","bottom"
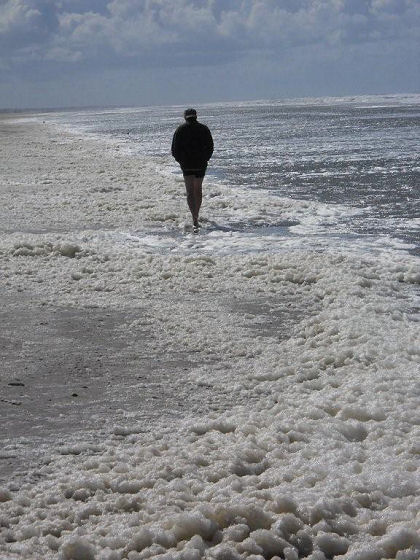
{"left": 184, "top": 108, "right": 197, "bottom": 120}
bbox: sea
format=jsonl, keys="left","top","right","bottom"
{"left": 42, "top": 93, "right": 420, "bottom": 258}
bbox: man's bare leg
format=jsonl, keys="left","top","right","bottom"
{"left": 192, "top": 177, "right": 203, "bottom": 226}
{"left": 184, "top": 175, "right": 196, "bottom": 223}
{"left": 184, "top": 175, "right": 203, "bottom": 228}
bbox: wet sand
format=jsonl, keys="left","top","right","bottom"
{"left": 0, "top": 115, "right": 307, "bottom": 483}
{"left": 1, "top": 114, "right": 419, "bottom": 560}
{"left": 1, "top": 293, "right": 301, "bottom": 483}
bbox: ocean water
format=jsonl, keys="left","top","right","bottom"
{"left": 45, "top": 93, "right": 420, "bottom": 256}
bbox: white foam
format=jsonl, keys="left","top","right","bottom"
{"left": 0, "top": 116, "right": 419, "bottom": 559}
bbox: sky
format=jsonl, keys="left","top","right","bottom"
{"left": 0, "top": 0, "right": 419, "bottom": 109}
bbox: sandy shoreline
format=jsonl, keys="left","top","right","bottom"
{"left": 0, "top": 116, "right": 307, "bottom": 482}
{"left": 1, "top": 115, "right": 418, "bottom": 559}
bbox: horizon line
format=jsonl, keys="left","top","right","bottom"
{"left": 1, "top": 91, "right": 419, "bottom": 114}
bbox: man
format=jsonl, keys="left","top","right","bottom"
{"left": 171, "top": 108, "right": 214, "bottom": 232}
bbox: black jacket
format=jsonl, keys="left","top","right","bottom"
{"left": 171, "top": 120, "right": 214, "bottom": 169}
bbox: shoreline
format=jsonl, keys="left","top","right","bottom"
{"left": 0, "top": 117, "right": 310, "bottom": 482}
{"left": 1, "top": 116, "right": 419, "bottom": 558}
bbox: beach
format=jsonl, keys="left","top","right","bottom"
{"left": 0, "top": 114, "right": 419, "bottom": 559}
{"left": 1, "top": 116, "right": 300, "bottom": 476}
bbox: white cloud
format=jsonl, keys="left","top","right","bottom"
{"left": 1, "top": 0, "right": 419, "bottom": 66}
{"left": 44, "top": 45, "right": 82, "bottom": 62}
{"left": 0, "top": 0, "right": 418, "bottom": 108}
{"left": 0, "top": 0, "right": 59, "bottom": 61}
{"left": 0, "top": 0, "right": 41, "bottom": 34}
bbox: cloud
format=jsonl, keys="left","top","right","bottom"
{"left": 0, "top": 0, "right": 41, "bottom": 34}
{"left": 0, "top": 0, "right": 60, "bottom": 73}
{"left": 0, "top": 0, "right": 58, "bottom": 41}
{"left": 1, "top": 0, "right": 418, "bottom": 68}
{"left": 0, "top": 0, "right": 418, "bottom": 107}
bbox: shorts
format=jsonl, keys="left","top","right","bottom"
{"left": 182, "top": 167, "right": 207, "bottom": 178}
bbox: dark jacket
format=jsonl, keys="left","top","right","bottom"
{"left": 171, "top": 120, "right": 214, "bottom": 169}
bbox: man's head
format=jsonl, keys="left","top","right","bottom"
{"left": 184, "top": 108, "right": 197, "bottom": 121}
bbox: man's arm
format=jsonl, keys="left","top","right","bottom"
{"left": 171, "top": 130, "right": 180, "bottom": 162}
{"left": 205, "top": 126, "right": 214, "bottom": 161}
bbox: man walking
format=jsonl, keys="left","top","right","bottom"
{"left": 171, "top": 108, "right": 214, "bottom": 232}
